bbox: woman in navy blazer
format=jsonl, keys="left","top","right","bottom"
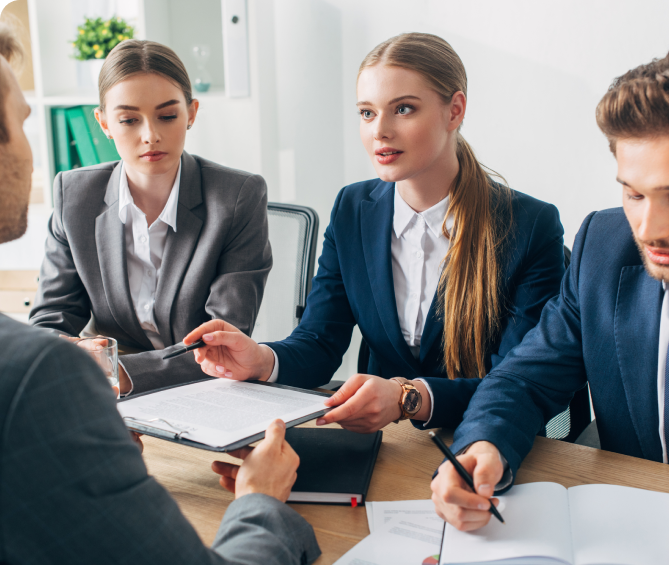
{"left": 185, "top": 33, "right": 565, "bottom": 433}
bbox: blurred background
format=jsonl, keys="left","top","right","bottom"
{"left": 1, "top": 0, "right": 668, "bottom": 379}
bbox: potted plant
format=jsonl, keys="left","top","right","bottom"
{"left": 72, "top": 16, "right": 134, "bottom": 91}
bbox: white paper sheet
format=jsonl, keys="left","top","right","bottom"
{"left": 335, "top": 515, "right": 444, "bottom": 565}
{"left": 440, "top": 483, "right": 573, "bottom": 565}
{"left": 569, "top": 484, "right": 669, "bottom": 565}
{"left": 366, "top": 500, "right": 438, "bottom": 533}
{"left": 117, "top": 379, "right": 328, "bottom": 448}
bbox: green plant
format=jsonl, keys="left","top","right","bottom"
{"left": 72, "top": 16, "right": 134, "bottom": 60}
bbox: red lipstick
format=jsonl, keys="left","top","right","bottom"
{"left": 375, "top": 147, "right": 403, "bottom": 165}
{"left": 140, "top": 151, "right": 167, "bottom": 162}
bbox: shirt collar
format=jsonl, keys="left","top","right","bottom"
{"left": 393, "top": 184, "right": 453, "bottom": 239}
{"left": 117, "top": 160, "right": 181, "bottom": 232}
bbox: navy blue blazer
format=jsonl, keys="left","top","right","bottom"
{"left": 268, "top": 179, "right": 565, "bottom": 428}
{"left": 451, "top": 207, "right": 665, "bottom": 479}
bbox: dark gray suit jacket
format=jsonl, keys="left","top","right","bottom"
{"left": 0, "top": 314, "right": 320, "bottom": 565}
{"left": 30, "top": 152, "right": 272, "bottom": 394}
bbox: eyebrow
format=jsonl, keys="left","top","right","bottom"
{"left": 113, "top": 99, "right": 180, "bottom": 111}
{"left": 617, "top": 178, "right": 669, "bottom": 191}
{"left": 356, "top": 95, "right": 421, "bottom": 107}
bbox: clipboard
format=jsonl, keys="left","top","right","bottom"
{"left": 118, "top": 378, "right": 331, "bottom": 453}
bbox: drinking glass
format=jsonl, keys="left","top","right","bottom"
{"left": 76, "top": 337, "right": 119, "bottom": 397}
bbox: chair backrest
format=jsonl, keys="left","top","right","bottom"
{"left": 250, "top": 203, "right": 319, "bottom": 344}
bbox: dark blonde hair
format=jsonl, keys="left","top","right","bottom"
{"left": 0, "top": 14, "right": 24, "bottom": 144}
{"left": 359, "top": 33, "right": 512, "bottom": 379}
{"left": 98, "top": 39, "right": 192, "bottom": 112}
{"left": 596, "top": 52, "right": 669, "bottom": 153}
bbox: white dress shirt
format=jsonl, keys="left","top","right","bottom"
{"left": 118, "top": 161, "right": 181, "bottom": 351}
{"left": 266, "top": 186, "right": 452, "bottom": 425}
{"left": 657, "top": 282, "right": 669, "bottom": 463}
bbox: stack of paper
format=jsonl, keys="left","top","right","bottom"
{"left": 335, "top": 500, "right": 444, "bottom": 565}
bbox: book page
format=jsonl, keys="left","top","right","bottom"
{"left": 117, "top": 379, "right": 328, "bottom": 448}
{"left": 335, "top": 515, "right": 444, "bottom": 565}
{"left": 367, "top": 500, "right": 438, "bottom": 533}
{"left": 440, "top": 482, "right": 573, "bottom": 565}
{"left": 569, "top": 484, "right": 669, "bottom": 565}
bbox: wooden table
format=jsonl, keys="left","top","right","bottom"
{"left": 142, "top": 421, "right": 669, "bottom": 564}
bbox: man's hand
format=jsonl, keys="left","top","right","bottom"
{"left": 211, "top": 419, "right": 299, "bottom": 502}
{"left": 184, "top": 320, "right": 275, "bottom": 381}
{"left": 431, "top": 441, "right": 503, "bottom": 531}
{"left": 315, "top": 374, "right": 404, "bottom": 433}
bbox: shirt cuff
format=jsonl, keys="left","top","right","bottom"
{"left": 117, "top": 359, "right": 134, "bottom": 397}
{"left": 261, "top": 345, "right": 279, "bottom": 383}
{"left": 414, "top": 378, "right": 435, "bottom": 427}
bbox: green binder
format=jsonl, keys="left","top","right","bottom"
{"left": 81, "top": 105, "right": 120, "bottom": 163}
{"left": 65, "top": 106, "right": 99, "bottom": 167}
{"left": 51, "top": 107, "right": 79, "bottom": 174}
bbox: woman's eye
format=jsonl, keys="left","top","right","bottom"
{"left": 360, "top": 109, "right": 374, "bottom": 120}
{"left": 160, "top": 115, "right": 177, "bottom": 121}
{"left": 397, "top": 104, "right": 414, "bottom": 115}
{"left": 119, "top": 118, "right": 136, "bottom": 125}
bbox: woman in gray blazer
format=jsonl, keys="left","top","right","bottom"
{"left": 30, "top": 40, "right": 272, "bottom": 395}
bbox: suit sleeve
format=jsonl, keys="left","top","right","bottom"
{"left": 1, "top": 339, "right": 319, "bottom": 565}
{"left": 29, "top": 172, "right": 92, "bottom": 336}
{"left": 417, "top": 203, "right": 566, "bottom": 430}
{"left": 449, "top": 213, "right": 593, "bottom": 480}
{"left": 266, "top": 188, "right": 358, "bottom": 388}
{"left": 116, "top": 174, "right": 273, "bottom": 395}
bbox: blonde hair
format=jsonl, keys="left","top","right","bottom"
{"left": 0, "top": 13, "right": 25, "bottom": 144}
{"left": 596, "top": 51, "right": 669, "bottom": 153}
{"left": 98, "top": 39, "right": 192, "bottom": 112}
{"left": 359, "top": 33, "right": 513, "bottom": 379}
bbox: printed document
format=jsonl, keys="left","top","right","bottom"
{"left": 117, "top": 379, "right": 328, "bottom": 449}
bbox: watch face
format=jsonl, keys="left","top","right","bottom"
{"left": 403, "top": 389, "right": 421, "bottom": 413}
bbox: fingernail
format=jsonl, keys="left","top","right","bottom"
{"left": 478, "top": 503, "right": 488, "bottom": 510}
{"left": 216, "top": 365, "right": 225, "bottom": 373}
{"left": 224, "top": 371, "right": 233, "bottom": 377}
{"left": 316, "top": 419, "right": 325, "bottom": 425}
{"left": 276, "top": 420, "right": 286, "bottom": 429}
{"left": 479, "top": 484, "right": 492, "bottom": 495}
{"left": 203, "top": 334, "right": 213, "bottom": 342}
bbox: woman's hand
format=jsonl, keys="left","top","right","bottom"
{"left": 184, "top": 319, "right": 276, "bottom": 381}
{"left": 315, "top": 374, "right": 403, "bottom": 433}
{"left": 211, "top": 419, "right": 299, "bottom": 502}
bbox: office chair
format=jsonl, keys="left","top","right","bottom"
{"left": 250, "top": 203, "right": 318, "bottom": 344}
{"left": 356, "top": 245, "right": 592, "bottom": 442}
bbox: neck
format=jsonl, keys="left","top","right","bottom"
{"left": 396, "top": 144, "right": 459, "bottom": 213}
{"left": 125, "top": 161, "right": 179, "bottom": 226}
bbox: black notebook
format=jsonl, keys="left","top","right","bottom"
{"left": 285, "top": 427, "right": 383, "bottom": 505}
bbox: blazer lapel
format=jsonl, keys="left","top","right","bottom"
{"left": 614, "top": 265, "right": 664, "bottom": 461}
{"left": 361, "top": 182, "right": 417, "bottom": 374}
{"left": 419, "top": 290, "right": 442, "bottom": 363}
{"left": 153, "top": 153, "right": 203, "bottom": 346}
{"left": 96, "top": 164, "right": 154, "bottom": 350}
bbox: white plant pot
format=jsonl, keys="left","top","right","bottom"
{"left": 76, "top": 58, "right": 106, "bottom": 93}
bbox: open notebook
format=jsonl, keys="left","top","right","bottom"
{"left": 117, "top": 378, "right": 330, "bottom": 452}
{"left": 440, "top": 482, "right": 669, "bottom": 565}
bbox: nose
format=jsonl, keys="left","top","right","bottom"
{"left": 141, "top": 120, "right": 160, "bottom": 145}
{"left": 637, "top": 199, "right": 669, "bottom": 244}
{"left": 372, "top": 112, "right": 393, "bottom": 141}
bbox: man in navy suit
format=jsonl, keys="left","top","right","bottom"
{"left": 431, "top": 51, "right": 669, "bottom": 531}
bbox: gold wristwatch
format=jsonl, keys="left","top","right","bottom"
{"left": 391, "top": 377, "right": 422, "bottom": 421}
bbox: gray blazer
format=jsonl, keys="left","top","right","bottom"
{"left": 30, "top": 152, "right": 272, "bottom": 394}
{"left": 0, "top": 314, "right": 321, "bottom": 565}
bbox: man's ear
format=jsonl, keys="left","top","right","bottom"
{"left": 94, "top": 107, "right": 111, "bottom": 138}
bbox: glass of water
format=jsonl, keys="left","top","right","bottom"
{"left": 76, "top": 337, "right": 119, "bottom": 397}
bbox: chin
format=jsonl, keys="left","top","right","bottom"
{"left": 373, "top": 167, "right": 408, "bottom": 183}
{"left": 643, "top": 260, "right": 669, "bottom": 283}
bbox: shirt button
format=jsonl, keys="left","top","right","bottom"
{"left": 411, "top": 292, "right": 418, "bottom": 299}
{"left": 415, "top": 251, "right": 422, "bottom": 258}
{"left": 146, "top": 270, "right": 152, "bottom": 277}
{"left": 139, "top": 235, "right": 147, "bottom": 243}
{"left": 143, "top": 304, "right": 150, "bottom": 311}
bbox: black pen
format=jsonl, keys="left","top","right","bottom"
{"left": 162, "top": 340, "right": 207, "bottom": 360}
{"left": 429, "top": 431, "right": 505, "bottom": 524}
